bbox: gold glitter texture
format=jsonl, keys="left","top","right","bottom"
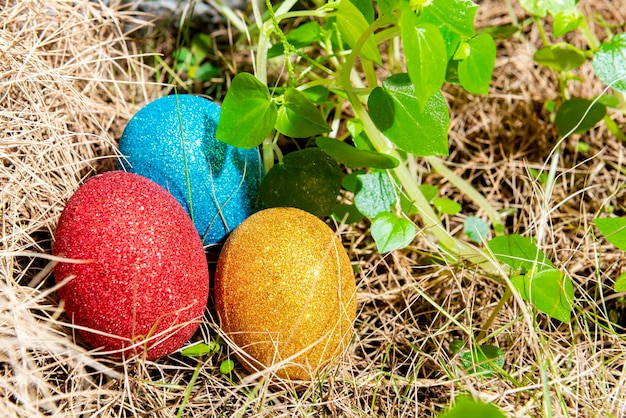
{"left": 215, "top": 207, "right": 356, "bottom": 381}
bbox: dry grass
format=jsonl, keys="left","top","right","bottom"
{"left": 1, "top": 0, "right": 626, "bottom": 416}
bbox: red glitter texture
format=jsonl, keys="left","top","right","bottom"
{"left": 53, "top": 171, "right": 209, "bottom": 360}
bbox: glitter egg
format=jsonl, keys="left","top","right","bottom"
{"left": 118, "top": 94, "right": 263, "bottom": 245}
{"left": 214, "top": 207, "right": 356, "bottom": 381}
{"left": 53, "top": 171, "right": 209, "bottom": 360}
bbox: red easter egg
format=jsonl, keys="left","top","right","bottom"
{"left": 53, "top": 171, "right": 209, "bottom": 360}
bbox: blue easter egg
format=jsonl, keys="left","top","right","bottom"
{"left": 118, "top": 94, "right": 263, "bottom": 245}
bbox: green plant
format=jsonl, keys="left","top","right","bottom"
{"left": 173, "top": 33, "right": 221, "bottom": 82}
{"left": 171, "top": 0, "right": 625, "bottom": 412}
{"left": 211, "top": 0, "right": 589, "bottom": 326}
{"left": 513, "top": 0, "right": 626, "bottom": 138}
{"left": 438, "top": 395, "right": 506, "bottom": 417}
{"left": 201, "top": 0, "right": 596, "bottom": 359}
{"left": 487, "top": 234, "right": 574, "bottom": 323}
{"left": 177, "top": 338, "right": 237, "bottom": 416}
{"left": 450, "top": 340, "right": 506, "bottom": 377}
{"left": 595, "top": 216, "right": 626, "bottom": 292}
{"left": 216, "top": 0, "right": 502, "bottom": 264}
{"left": 489, "top": 2, "right": 626, "bottom": 309}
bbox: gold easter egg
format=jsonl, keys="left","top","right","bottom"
{"left": 215, "top": 207, "right": 356, "bottom": 381}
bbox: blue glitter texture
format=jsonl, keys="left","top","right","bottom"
{"left": 118, "top": 94, "right": 263, "bottom": 245}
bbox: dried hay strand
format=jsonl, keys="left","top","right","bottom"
{"left": 0, "top": 0, "right": 160, "bottom": 416}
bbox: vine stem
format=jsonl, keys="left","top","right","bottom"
{"left": 426, "top": 156, "right": 504, "bottom": 234}
{"left": 476, "top": 288, "right": 512, "bottom": 343}
{"left": 351, "top": 92, "right": 493, "bottom": 267}
{"left": 175, "top": 360, "right": 203, "bottom": 418}
{"left": 254, "top": 0, "right": 331, "bottom": 172}
{"left": 340, "top": 16, "right": 497, "bottom": 271}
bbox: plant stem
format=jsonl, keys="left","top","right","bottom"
{"left": 534, "top": 16, "right": 551, "bottom": 47}
{"left": 176, "top": 360, "right": 203, "bottom": 418}
{"left": 339, "top": 16, "right": 497, "bottom": 270}
{"left": 262, "top": 138, "right": 275, "bottom": 172}
{"left": 578, "top": 15, "right": 600, "bottom": 50}
{"left": 174, "top": 93, "right": 194, "bottom": 224}
{"left": 503, "top": 0, "right": 519, "bottom": 26}
{"left": 362, "top": 59, "right": 378, "bottom": 88}
{"left": 426, "top": 156, "right": 505, "bottom": 234}
{"left": 215, "top": 1, "right": 247, "bottom": 33}
{"left": 274, "top": 0, "right": 301, "bottom": 16}
{"left": 345, "top": 87, "right": 491, "bottom": 265}
{"left": 256, "top": 23, "right": 271, "bottom": 85}
{"left": 266, "top": 0, "right": 295, "bottom": 86}
{"left": 477, "top": 287, "right": 512, "bottom": 343}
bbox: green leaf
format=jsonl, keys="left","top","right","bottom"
{"left": 174, "top": 47, "right": 192, "bottom": 67}
{"left": 511, "top": 268, "right": 574, "bottom": 323}
{"left": 354, "top": 172, "right": 396, "bottom": 218}
{"left": 480, "top": 24, "right": 520, "bottom": 39}
{"left": 593, "top": 33, "right": 626, "bottom": 93}
{"left": 553, "top": 9, "right": 582, "bottom": 37}
{"left": 399, "top": 184, "right": 437, "bottom": 216}
{"left": 376, "top": 0, "right": 402, "bottom": 17}
{"left": 595, "top": 217, "right": 626, "bottom": 251}
{"left": 416, "top": 8, "right": 462, "bottom": 61}
{"left": 259, "top": 148, "right": 342, "bottom": 217}
{"left": 439, "top": 396, "right": 506, "bottom": 418}
{"left": 545, "top": 0, "right": 576, "bottom": 15}
{"left": 554, "top": 98, "right": 606, "bottom": 137}
{"left": 220, "top": 359, "right": 235, "bottom": 374}
{"left": 449, "top": 339, "right": 466, "bottom": 354}
{"left": 191, "top": 33, "right": 212, "bottom": 63}
{"left": 458, "top": 33, "right": 496, "bottom": 95}
{"left": 180, "top": 341, "right": 220, "bottom": 357}
{"left": 614, "top": 272, "right": 626, "bottom": 292}
{"left": 597, "top": 94, "right": 621, "bottom": 108}
{"left": 342, "top": 171, "right": 364, "bottom": 193}
{"left": 459, "top": 344, "right": 505, "bottom": 377}
{"left": 371, "top": 212, "right": 416, "bottom": 252}
{"left": 368, "top": 73, "right": 450, "bottom": 157}
{"left": 518, "top": 0, "right": 547, "bottom": 16}
{"left": 419, "top": 184, "right": 440, "bottom": 203}
{"left": 276, "top": 88, "right": 331, "bottom": 138}
{"left": 337, "top": 0, "right": 382, "bottom": 64}
{"left": 453, "top": 41, "right": 471, "bottom": 60}
{"left": 315, "top": 137, "right": 399, "bottom": 169}
{"left": 302, "top": 85, "right": 330, "bottom": 104}
{"left": 216, "top": 72, "right": 277, "bottom": 149}
{"left": 487, "top": 234, "right": 553, "bottom": 274}
{"left": 333, "top": 203, "right": 365, "bottom": 224}
{"left": 267, "top": 21, "right": 321, "bottom": 58}
{"left": 433, "top": 197, "right": 461, "bottom": 215}
{"left": 400, "top": 13, "right": 447, "bottom": 106}
{"left": 347, "top": 119, "right": 377, "bottom": 151}
{"left": 400, "top": 194, "right": 419, "bottom": 215}
{"left": 604, "top": 115, "right": 626, "bottom": 141}
{"left": 464, "top": 216, "right": 489, "bottom": 243}
{"left": 193, "top": 63, "right": 220, "bottom": 81}
{"left": 519, "top": 0, "right": 575, "bottom": 17}
{"left": 351, "top": 0, "right": 375, "bottom": 24}
{"left": 428, "top": 0, "right": 478, "bottom": 38}
{"left": 533, "top": 44, "right": 586, "bottom": 72}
